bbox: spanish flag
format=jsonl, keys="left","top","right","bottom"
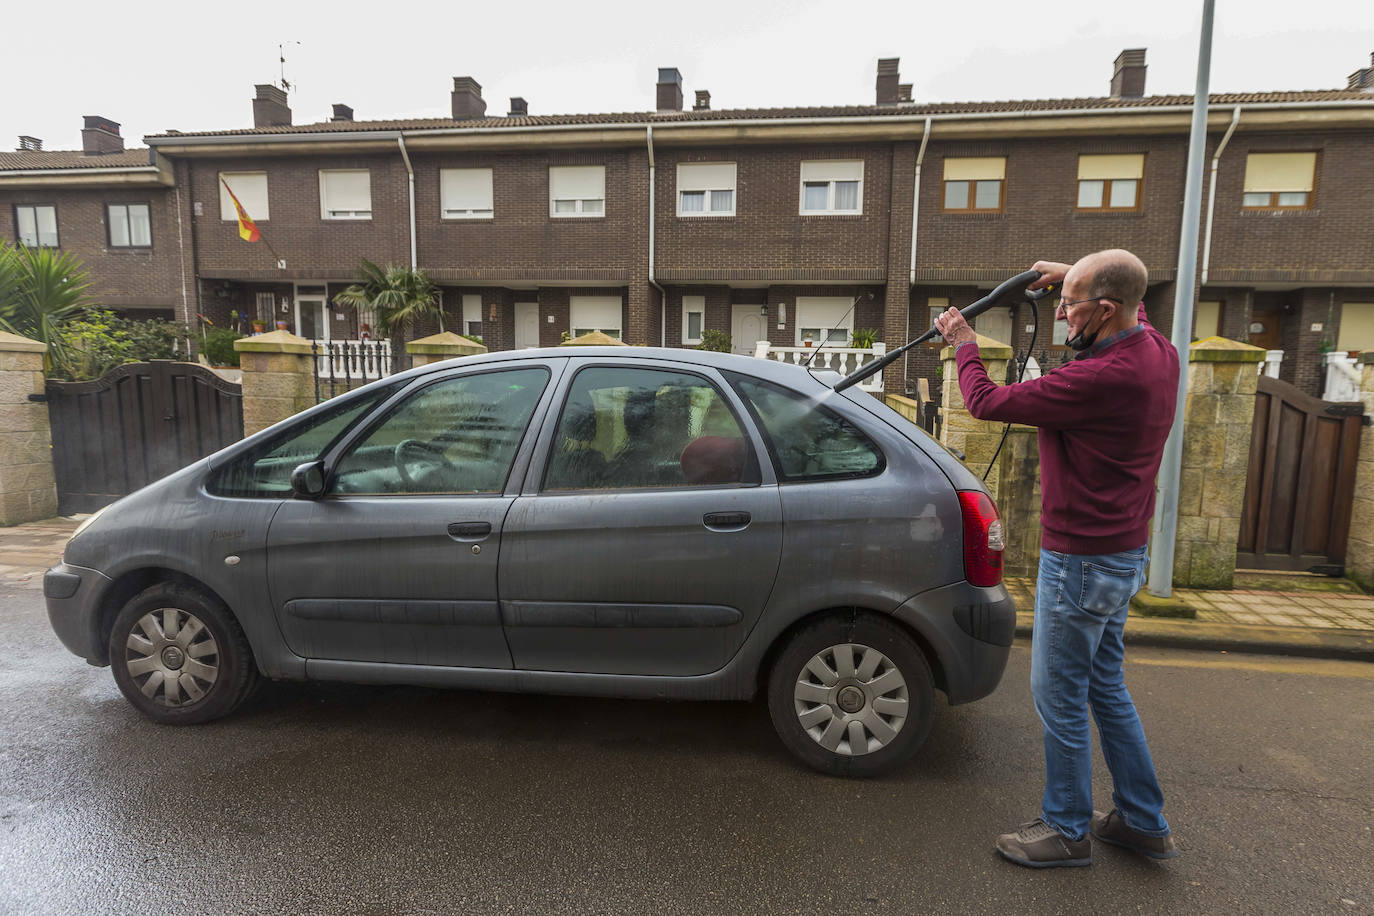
{"left": 220, "top": 177, "right": 261, "bottom": 243}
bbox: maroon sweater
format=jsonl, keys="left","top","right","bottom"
{"left": 954, "top": 307, "right": 1179, "bottom": 555}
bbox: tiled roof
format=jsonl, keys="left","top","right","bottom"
{"left": 146, "top": 90, "right": 1374, "bottom": 139}
{"left": 0, "top": 149, "right": 154, "bottom": 171}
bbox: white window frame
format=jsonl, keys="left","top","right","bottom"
{"left": 319, "top": 169, "right": 373, "bottom": 220}
{"left": 14, "top": 204, "right": 57, "bottom": 247}
{"left": 219, "top": 171, "right": 270, "bottom": 222}
{"left": 440, "top": 168, "right": 494, "bottom": 220}
{"left": 570, "top": 295, "right": 622, "bottom": 338}
{"left": 682, "top": 295, "right": 705, "bottom": 345}
{"left": 462, "top": 293, "right": 483, "bottom": 338}
{"left": 549, "top": 166, "right": 606, "bottom": 219}
{"left": 799, "top": 161, "right": 864, "bottom": 215}
{"left": 107, "top": 203, "right": 152, "bottom": 248}
{"left": 795, "top": 296, "right": 853, "bottom": 346}
{"left": 677, "top": 163, "right": 736, "bottom": 217}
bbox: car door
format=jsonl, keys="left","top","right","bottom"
{"left": 265, "top": 361, "right": 561, "bottom": 667}
{"left": 499, "top": 360, "right": 784, "bottom": 676}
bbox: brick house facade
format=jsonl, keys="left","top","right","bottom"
{"left": 3, "top": 53, "right": 1372, "bottom": 396}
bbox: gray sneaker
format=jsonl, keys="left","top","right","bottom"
{"left": 995, "top": 818, "right": 1092, "bottom": 868}
{"left": 1091, "top": 809, "right": 1178, "bottom": 859}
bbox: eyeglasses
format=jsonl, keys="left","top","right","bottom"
{"left": 1056, "top": 295, "right": 1123, "bottom": 316}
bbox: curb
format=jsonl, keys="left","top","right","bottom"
{"left": 1014, "top": 613, "right": 1374, "bottom": 662}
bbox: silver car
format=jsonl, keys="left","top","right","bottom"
{"left": 45, "top": 347, "right": 1014, "bottom": 776}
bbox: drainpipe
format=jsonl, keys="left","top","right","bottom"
{"left": 905, "top": 117, "right": 932, "bottom": 391}
{"left": 647, "top": 126, "right": 667, "bottom": 346}
{"left": 396, "top": 134, "right": 434, "bottom": 331}
{"left": 1200, "top": 105, "right": 1240, "bottom": 286}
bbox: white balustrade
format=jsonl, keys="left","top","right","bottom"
{"left": 1260, "top": 349, "right": 1282, "bottom": 378}
{"left": 1322, "top": 351, "right": 1361, "bottom": 402}
{"left": 753, "top": 342, "right": 887, "bottom": 392}
{"left": 314, "top": 339, "right": 394, "bottom": 380}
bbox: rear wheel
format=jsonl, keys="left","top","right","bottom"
{"left": 767, "top": 613, "right": 935, "bottom": 777}
{"left": 108, "top": 583, "right": 259, "bottom": 724}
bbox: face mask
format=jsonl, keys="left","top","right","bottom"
{"left": 1066, "top": 301, "right": 1108, "bottom": 352}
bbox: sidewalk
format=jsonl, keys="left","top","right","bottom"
{"left": 1004, "top": 576, "right": 1374, "bottom": 661}
{"left": 4, "top": 517, "right": 1373, "bottom": 660}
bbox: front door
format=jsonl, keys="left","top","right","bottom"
{"left": 295, "top": 287, "right": 329, "bottom": 342}
{"left": 977, "top": 305, "right": 1014, "bottom": 347}
{"left": 515, "top": 302, "right": 540, "bottom": 349}
{"left": 500, "top": 362, "right": 783, "bottom": 676}
{"left": 731, "top": 304, "right": 765, "bottom": 355}
{"left": 1249, "top": 308, "right": 1283, "bottom": 350}
{"left": 265, "top": 364, "right": 558, "bottom": 667}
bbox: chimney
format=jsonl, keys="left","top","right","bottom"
{"left": 898, "top": 83, "right": 913, "bottom": 103}
{"left": 253, "top": 84, "right": 292, "bottom": 128}
{"left": 656, "top": 68, "right": 683, "bottom": 112}
{"left": 330, "top": 103, "right": 354, "bottom": 122}
{"left": 1348, "top": 52, "right": 1374, "bottom": 91}
{"left": 451, "top": 77, "right": 486, "bottom": 119}
{"left": 694, "top": 90, "right": 711, "bottom": 111}
{"left": 508, "top": 97, "right": 528, "bottom": 117}
{"left": 17, "top": 136, "right": 42, "bottom": 152}
{"left": 876, "top": 58, "right": 900, "bottom": 106}
{"left": 1111, "top": 49, "right": 1148, "bottom": 99}
{"left": 81, "top": 116, "right": 123, "bottom": 155}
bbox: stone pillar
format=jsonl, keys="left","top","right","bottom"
{"left": 1344, "top": 353, "right": 1374, "bottom": 590}
{"left": 234, "top": 331, "right": 317, "bottom": 436}
{"left": 406, "top": 331, "right": 488, "bottom": 367}
{"left": 940, "top": 334, "right": 1015, "bottom": 504}
{"left": 1173, "top": 338, "right": 1266, "bottom": 587}
{"left": 0, "top": 332, "right": 58, "bottom": 524}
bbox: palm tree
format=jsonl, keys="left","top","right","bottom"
{"left": 332, "top": 260, "right": 443, "bottom": 354}
{"left": 0, "top": 241, "right": 93, "bottom": 373}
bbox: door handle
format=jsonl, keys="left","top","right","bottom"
{"left": 703, "top": 511, "right": 751, "bottom": 529}
{"left": 447, "top": 521, "right": 492, "bottom": 541}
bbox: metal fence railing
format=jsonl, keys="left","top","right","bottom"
{"left": 311, "top": 339, "right": 406, "bottom": 402}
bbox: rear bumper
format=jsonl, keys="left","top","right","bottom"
{"left": 44, "top": 563, "right": 112, "bottom": 664}
{"left": 892, "top": 580, "right": 1016, "bottom": 705}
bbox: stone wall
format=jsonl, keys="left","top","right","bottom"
{"left": 0, "top": 333, "right": 57, "bottom": 524}
{"left": 233, "top": 331, "right": 317, "bottom": 436}
{"left": 1344, "top": 353, "right": 1374, "bottom": 590}
{"left": 1171, "top": 338, "right": 1265, "bottom": 587}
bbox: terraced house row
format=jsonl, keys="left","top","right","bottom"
{"left": 2, "top": 50, "right": 1373, "bottom": 396}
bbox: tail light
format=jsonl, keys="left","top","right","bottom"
{"left": 957, "top": 490, "right": 1005, "bottom": 587}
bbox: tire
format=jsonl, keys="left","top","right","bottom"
{"left": 767, "top": 612, "right": 935, "bottom": 777}
{"left": 108, "top": 583, "right": 260, "bottom": 725}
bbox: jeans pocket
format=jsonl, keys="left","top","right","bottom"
{"left": 1079, "top": 561, "right": 1138, "bottom": 617}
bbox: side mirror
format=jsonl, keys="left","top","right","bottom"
{"left": 290, "top": 461, "right": 327, "bottom": 499}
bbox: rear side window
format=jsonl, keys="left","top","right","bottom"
{"left": 208, "top": 384, "right": 400, "bottom": 497}
{"left": 730, "top": 375, "right": 884, "bottom": 481}
{"left": 544, "top": 366, "right": 756, "bottom": 490}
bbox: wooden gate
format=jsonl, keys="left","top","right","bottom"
{"left": 1237, "top": 375, "right": 1363, "bottom": 574}
{"left": 46, "top": 361, "right": 243, "bottom": 514}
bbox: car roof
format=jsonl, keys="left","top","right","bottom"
{"left": 416, "top": 346, "right": 838, "bottom": 391}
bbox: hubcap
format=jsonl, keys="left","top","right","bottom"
{"left": 793, "top": 642, "right": 909, "bottom": 756}
{"left": 124, "top": 607, "right": 220, "bottom": 708}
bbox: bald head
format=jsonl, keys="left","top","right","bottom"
{"left": 1068, "top": 249, "right": 1149, "bottom": 308}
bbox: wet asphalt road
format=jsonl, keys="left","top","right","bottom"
{"left": 1, "top": 584, "right": 1372, "bottom": 914}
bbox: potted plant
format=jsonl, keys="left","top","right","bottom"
{"left": 851, "top": 328, "right": 879, "bottom": 349}
{"left": 802, "top": 332, "right": 814, "bottom": 348}
{"left": 251, "top": 319, "right": 266, "bottom": 334}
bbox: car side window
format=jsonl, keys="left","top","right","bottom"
{"left": 207, "top": 384, "right": 400, "bottom": 498}
{"left": 729, "top": 376, "right": 885, "bottom": 481}
{"left": 332, "top": 368, "right": 549, "bottom": 495}
{"left": 544, "top": 366, "right": 756, "bottom": 490}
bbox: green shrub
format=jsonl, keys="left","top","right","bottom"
{"left": 851, "top": 327, "right": 880, "bottom": 349}
{"left": 201, "top": 327, "right": 244, "bottom": 366}
{"left": 697, "top": 329, "right": 731, "bottom": 352}
{"left": 49, "top": 309, "right": 188, "bottom": 380}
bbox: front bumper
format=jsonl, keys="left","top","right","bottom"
{"left": 892, "top": 580, "right": 1016, "bottom": 705}
{"left": 44, "top": 563, "right": 113, "bottom": 664}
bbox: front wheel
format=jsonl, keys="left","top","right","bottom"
{"left": 767, "top": 613, "right": 935, "bottom": 777}
{"left": 109, "top": 583, "right": 259, "bottom": 724}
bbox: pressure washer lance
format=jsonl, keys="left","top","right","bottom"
{"left": 832, "top": 269, "right": 1053, "bottom": 393}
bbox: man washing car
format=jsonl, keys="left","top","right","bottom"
{"left": 934, "top": 249, "right": 1181, "bottom": 868}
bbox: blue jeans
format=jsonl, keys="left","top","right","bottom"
{"left": 1031, "top": 547, "right": 1169, "bottom": 841}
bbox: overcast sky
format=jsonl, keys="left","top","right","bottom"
{"left": 6, "top": 0, "right": 1371, "bottom": 149}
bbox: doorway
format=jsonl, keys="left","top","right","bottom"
{"left": 1248, "top": 308, "right": 1283, "bottom": 350}
{"left": 294, "top": 284, "right": 329, "bottom": 341}
{"left": 731, "top": 304, "right": 765, "bottom": 355}
{"left": 515, "top": 302, "right": 540, "bottom": 349}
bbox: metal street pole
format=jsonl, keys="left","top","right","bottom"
{"left": 1149, "top": 0, "right": 1216, "bottom": 597}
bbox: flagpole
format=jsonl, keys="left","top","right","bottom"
{"left": 220, "top": 177, "right": 284, "bottom": 268}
